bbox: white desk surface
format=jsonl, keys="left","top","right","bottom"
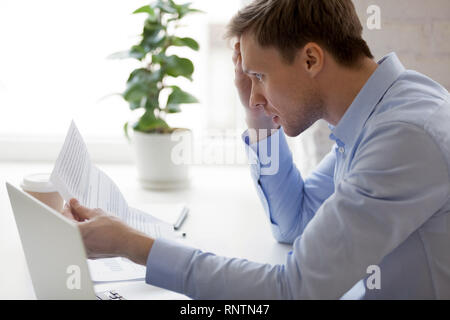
{"left": 0, "top": 162, "right": 293, "bottom": 300}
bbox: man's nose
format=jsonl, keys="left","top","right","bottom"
{"left": 249, "top": 85, "right": 267, "bottom": 110}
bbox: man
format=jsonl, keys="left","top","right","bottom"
{"left": 63, "top": 0, "right": 450, "bottom": 299}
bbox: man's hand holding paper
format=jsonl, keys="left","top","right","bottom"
{"left": 63, "top": 198, "right": 154, "bottom": 265}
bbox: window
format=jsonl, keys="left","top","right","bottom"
{"left": 0, "top": 0, "right": 244, "bottom": 162}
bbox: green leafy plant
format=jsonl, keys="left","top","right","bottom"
{"left": 120, "top": 0, "right": 202, "bottom": 137}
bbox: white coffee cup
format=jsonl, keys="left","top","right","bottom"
{"left": 20, "top": 173, "right": 64, "bottom": 213}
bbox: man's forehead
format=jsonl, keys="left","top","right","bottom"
{"left": 240, "top": 32, "right": 258, "bottom": 58}
{"left": 240, "top": 32, "right": 271, "bottom": 71}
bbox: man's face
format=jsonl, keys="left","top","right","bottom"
{"left": 240, "top": 32, "right": 325, "bottom": 137}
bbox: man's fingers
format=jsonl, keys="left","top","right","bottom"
{"left": 69, "top": 198, "right": 96, "bottom": 221}
{"left": 62, "top": 203, "right": 76, "bottom": 221}
{"left": 232, "top": 41, "right": 241, "bottom": 65}
{"left": 235, "top": 54, "right": 243, "bottom": 73}
{"left": 232, "top": 51, "right": 238, "bottom": 64}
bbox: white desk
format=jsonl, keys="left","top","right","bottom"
{"left": 0, "top": 162, "right": 293, "bottom": 299}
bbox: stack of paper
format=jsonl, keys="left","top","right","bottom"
{"left": 49, "top": 121, "right": 182, "bottom": 282}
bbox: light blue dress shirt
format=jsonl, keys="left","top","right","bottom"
{"left": 145, "top": 53, "right": 450, "bottom": 299}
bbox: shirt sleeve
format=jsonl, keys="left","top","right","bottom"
{"left": 242, "top": 127, "right": 336, "bottom": 243}
{"left": 146, "top": 122, "right": 449, "bottom": 299}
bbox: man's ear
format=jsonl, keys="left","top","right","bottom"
{"left": 300, "top": 43, "right": 324, "bottom": 77}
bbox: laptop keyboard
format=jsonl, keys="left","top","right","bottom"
{"left": 96, "top": 290, "right": 126, "bottom": 300}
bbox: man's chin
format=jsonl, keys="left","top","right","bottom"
{"left": 283, "top": 121, "right": 316, "bottom": 137}
{"left": 283, "top": 125, "right": 304, "bottom": 137}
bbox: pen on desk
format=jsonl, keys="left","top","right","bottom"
{"left": 174, "top": 206, "right": 189, "bottom": 230}
{"left": 175, "top": 232, "right": 187, "bottom": 238}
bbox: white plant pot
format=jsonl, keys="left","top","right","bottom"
{"left": 132, "top": 129, "right": 192, "bottom": 190}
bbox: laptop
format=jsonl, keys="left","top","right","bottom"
{"left": 6, "top": 182, "right": 124, "bottom": 300}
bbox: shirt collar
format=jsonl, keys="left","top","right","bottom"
{"left": 329, "top": 52, "right": 406, "bottom": 149}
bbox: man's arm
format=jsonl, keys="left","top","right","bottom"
{"left": 244, "top": 127, "right": 336, "bottom": 243}
{"left": 233, "top": 39, "right": 335, "bottom": 243}
{"left": 144, "top": 122, "right": 449, "bottom": 299}
{"left": 68, "top": 122, "right": 449, "bottom": 299}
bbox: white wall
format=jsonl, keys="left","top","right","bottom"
{"left": 354, "top": 0, "right": 450, "bottom": 90}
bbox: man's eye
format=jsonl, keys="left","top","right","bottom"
{"left": 255, "top": 73, "right": 263, "bottom": 81}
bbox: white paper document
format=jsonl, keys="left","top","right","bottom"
{"left": 132, "top": 202, "right": 188, "bottom": 226}
{"left": 87, "top": 257, "right": 146, "bottom": 282}
{"left": 50, "top": 121, "right": 179, "bottom": 282}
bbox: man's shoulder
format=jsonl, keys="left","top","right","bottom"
{"left": 365, "top": 69, "right": 450, "bottom": 148}
{"left": 354, "top": 69, "right": 450, "bottom": 172}
{"left": 370, "top": 69, "right": 449, "bottom": 124}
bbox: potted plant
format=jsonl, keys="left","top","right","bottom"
{"left": 119, "top": 0, "right": 202, "bottom": 189}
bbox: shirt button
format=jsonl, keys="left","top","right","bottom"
{"left": 338, "top": 147, "right": 345, "bottom": 154}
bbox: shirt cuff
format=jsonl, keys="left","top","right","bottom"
{"left": 145, "top": 237, "right": 197, "bottom": 295}
{"left": 241, "top": 127, "right": 293, "bottom": 178}
{"left": 241, "top": 127, "right": 282, "bottom": 154}
{"left": 241, "top": 127, "right": 289, "bottom": 177}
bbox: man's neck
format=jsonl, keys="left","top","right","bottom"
{"left": 323, "top": 57, "right": 379, "bottom": 126}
